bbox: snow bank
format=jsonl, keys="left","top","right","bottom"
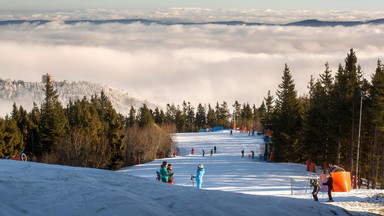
{"left": 0, "top": 159, "right": 348, "bottom": 216}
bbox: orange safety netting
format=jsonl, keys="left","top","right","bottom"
{"left": 331, "top": 171, "right": 352, "bottom": 192}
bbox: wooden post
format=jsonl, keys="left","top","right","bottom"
{"left": 305, "top": 177, "right": 309, "bottom": 194}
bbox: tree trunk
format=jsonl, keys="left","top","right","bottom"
{"left": 350, "top": 102, "right": 355, "bottom": 173}
{"left": 336, "top": 124, "right": 342, "bottom": 165}
{"left": 372, "top": 126, "right": 378, "bottom": 189}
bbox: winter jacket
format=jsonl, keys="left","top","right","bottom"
{"left": 167, "top": 168, "right": 174, "bottom": 183}
{"left": 312, "top": 181, "right": 321, "bottom": 194}
{"left": 324, "top": 176, "right": 333, "bottom": 190}
{"left": 194, "top": 168, "right": 205, "bottom": 183}
{"left": 160, "top": 166, "right": 169, "bottom": 183}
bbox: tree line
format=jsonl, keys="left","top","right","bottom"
{"left": 1, "top": 49, "right": 383, "bottom": 189}
{"left": 267, "top": 49, "right": 383, "bottom": 189}
{"left": 0, "top": 75, "right": 173, "bottom": 170}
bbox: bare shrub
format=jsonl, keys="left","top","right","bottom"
{"left": 123, "top": 124, "right": 174, "bottom": 166}
{"left": 55, "top": 128, "right": 111, "bottom": 169}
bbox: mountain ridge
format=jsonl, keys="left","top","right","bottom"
{"left": 1, "top": 18, "right": 383, "bottom": 27}
{"left": 0, "top": 77, "right": 158, "bottom": 116}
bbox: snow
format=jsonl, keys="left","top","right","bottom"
{"left": 0, "top": 78, "right": 158, "bottom": 117}
{"left": 1, "top": 130, "right": 383, "bottom": 215}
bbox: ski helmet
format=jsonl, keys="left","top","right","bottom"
{"left": 310, "top": 179, "right": 317, "bottom": 185}
{"left": 198, "top": 164, "right": 204, "bottom": 169}
{"left": 162, "top": 161, "right": 168, "bottom": 166}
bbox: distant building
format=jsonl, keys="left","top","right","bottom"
{"left": 42, "top": 74, "right": 54, "bottom": 83}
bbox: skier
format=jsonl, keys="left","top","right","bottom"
{"left": 310, "top": 179, "right": 321, "bottom": 201}
{"left": 159, "top": 161, "right": 169, "bottom": 183}
{"left": 210, "top": 149, "right": 213, "bottom": 156}
{"left": 167, "top": 163, "right": 174, "bottom": 184}
{"left": 191, "top": 148, "right": 195, "bottom": 155}
{"left": 202, "top": 150, "right": 205, "bottom": 157}
{"left": 323, "top": 175, "right": 334, "bottom": 202}
{"left": 330, "top": 165, "right": 345, "bottom": 172}
{"left": 191, "top": 164, "right": 205, "bottom": 189}
{"left": 230, "top": 130, "right": 233, "bottom": 136}
{"left": 241, "top": 149, "right": 244, "bottom": 158}
{"left": 251, "top": 150, "right": 255, "bottom": 159}
{"left": 214, "top": 146, "right": 217, "bottom": 153}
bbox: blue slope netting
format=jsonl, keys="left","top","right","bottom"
{"left": 199, "top": 126, "right": 224, "bottom": 132}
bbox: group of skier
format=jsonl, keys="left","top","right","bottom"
{"left": 157, "top": 161, "right": 174, "bottom": 184}
{"left": 157, "top": 160, "right": 205, "bottom": 189}
{"left": 310, "top": 165, "right": 343, "bottom": 202}
{"left": 192, "top": 146, "right": 217, "bottom": 157}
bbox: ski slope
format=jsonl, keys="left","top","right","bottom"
{"left": 120, "top": 130, "right": 384, "bottom": 215}
{"left": 0, "top": 130, "right": 382, "bottom": 215}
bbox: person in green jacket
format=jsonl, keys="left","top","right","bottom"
{"left": 160, "top": 161, "right": 169, "bottom": 183}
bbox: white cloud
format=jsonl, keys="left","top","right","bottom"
{"left": 1, "top": 9, "right": 384, "bottom": 109}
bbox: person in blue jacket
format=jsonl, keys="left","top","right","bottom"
{"left": 191, "top": 164, "right": 205, "bottom": 189}
{"left": 160, "top": 161, "right": 169, "bottom": 183}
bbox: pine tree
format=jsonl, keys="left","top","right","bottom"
{"left": 186, "top": 102, "right": 195, "bottom": 131}
{"left": 127, "top": 106, "right": 137, "bottom": 127}
{"left": 138, "top": 104, "right": 154, "bottom": 128}
{"left": 1, "top": 118, "right": 24, "bottom": 157}
{"left": 165, "top": 104, "right": 176, "bottom": 124}
{"left": 174, "top": 105, "right": 185, "bottom": 132}
{"left": 271, "top": 64, "right": 304, "bottom": 162}
{"left": 232, "top": 101, "right": 241, "bottom": 127}
{"left": 195, "top": 103, "right": 206, "bottom": 130}
{"left": 206, "top": 104, "right": 216, "bottom": 127}
{"left": 367, "top": 59, "right": 384, "bottom": 188}
{"left": 262, "top": 90, "right": 274, "bottom": 129}
{"left": 154, "top": 107, "right": 165, "bottom": 125}
{"left": 39, "top": 74, "right": 68, "bottom": 157}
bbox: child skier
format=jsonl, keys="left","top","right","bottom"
{"left": 191, "top": 164, "right": 205, "bottom": 189}
{"left": 159, "top": 161, "right": 169, "bottom": 183}
{"left": 167, "top": 164, "right": 174, "bottom": 184}
{"left": 310, "top": 179, "right": 321, "bottom": 201}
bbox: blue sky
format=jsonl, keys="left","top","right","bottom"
{"left": 1, "top": 0, "right": 383, "bottom": 11}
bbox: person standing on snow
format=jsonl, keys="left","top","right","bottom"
{"left": 210, "top": 149, "right": 213, "bottom": 156}
{"left": 214, "top": 146, "right": 217, "bottom": 153}
{"left": 323, "top": 175, "right": 334, "bottom": 202}
{"left": 251, "top": 151, "right": 255, "bottom": 159}
{"left": 310, "top": 179, "right": 321, "bottom": 201}
{"left": 241, "top": 149, "right": 244, "bottom": 158}
{"left": 191, "top": 164, "right": 205, "bottom": 189}
{"left": 167, "top": 163, "right": 174, "bottom": 184}
{"left": 160, "top": 161, "right": 169, "bottom": 183}
{"left": 202, "top": 150, "right": 205, "bottom": 157}
{"left": 191, "top": 148, "right": 195, "bottom": 155}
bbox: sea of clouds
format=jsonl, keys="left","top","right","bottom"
{"left": 1, "top": 8, "right": 384, "bottom": 108}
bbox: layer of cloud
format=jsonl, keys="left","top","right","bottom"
{"left": 1, "top": 8, "right": 384, "bottom": 24}
{"left": 1, "top": 10, "right": 384, "bottom": 109}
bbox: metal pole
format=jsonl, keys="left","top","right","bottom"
{"left": 354, "top": 91, "right": 363, "bottom": 189}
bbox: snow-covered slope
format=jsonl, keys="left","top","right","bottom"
{"left": 0, "top": 78, "right": 158, "bottom": 116}
{"left": 1, "top": 159, "right": 347, "bottom": 216}
{"left": 121, "top": 130, "right": 384, "bottom": 215}
{"left": 0, "top": 130, "right": 382, "bottom": 215}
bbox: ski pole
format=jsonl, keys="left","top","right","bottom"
{"left": 191, "top": 174, "right": 194, "bottom": 187}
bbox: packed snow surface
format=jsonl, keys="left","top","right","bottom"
{"left": 1, "top": 130, "right": 383, "bottom": 215}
